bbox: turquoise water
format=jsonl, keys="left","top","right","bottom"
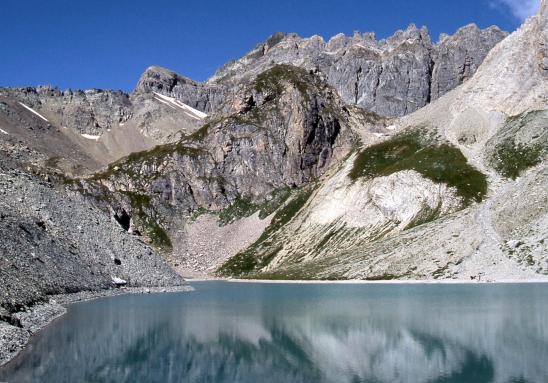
{"left": 1, "top": 281, "right": 547, "bottom": 383}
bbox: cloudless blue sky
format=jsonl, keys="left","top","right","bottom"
{"left": 0, "top": 0, "right": 539, "bottom": 91}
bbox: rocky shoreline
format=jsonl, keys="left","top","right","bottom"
{"left": 0, "top": 285, "right": 193, "bottom": 367}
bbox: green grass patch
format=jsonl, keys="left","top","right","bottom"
{"left": 490, "top": 138, "right": 544, "bottom": 179}
{"left": 350, "top": 131, "right": 487, "bottom": 204}
{"left": 218, "top": 188, "right": 291, "bottom": 226}
{"left": 124, "top": 191, "right": 151, "bottom": 210}
{"left": 124, "top": 143, "right": 203, "bottom": 166}
{"left": 185, "top": 122, "right": 212, "bottom": 141}
{"left": 92, "top": 142, "right": 204, "bottom": 181}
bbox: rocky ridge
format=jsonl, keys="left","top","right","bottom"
{"left": 208, "top": 24, "right": 507, "bottom": 117}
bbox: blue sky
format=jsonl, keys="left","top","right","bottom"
{"left": 0, "top": 0, "right": 540, "bottom": 91}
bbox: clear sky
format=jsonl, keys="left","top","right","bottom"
{"left": 0, "top": 0, "right": 540, "bottom": 91}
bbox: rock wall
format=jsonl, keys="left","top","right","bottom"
{"left": 209, "top": 24, "right": 507, "bottom": 117}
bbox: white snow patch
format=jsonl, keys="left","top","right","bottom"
{"left": 154, "top": 96, "right": 176, "bottom": 110}
{"left": 386, "top": 125, "right": 397, "bottom": 130}
{"left": 18, "top": 102, "right": 49, "bottom": 122}
{"left": 81, "top": 133, "right": 101, "bottom": 141}
{"left": 0, "top": 128, "right": 9, "bottom": 135}
{"left": 153, "top": 92, "right": 208, "bottom": 120}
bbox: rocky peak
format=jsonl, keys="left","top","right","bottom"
{"left": 134, "top": 65, "right": 227, "bottom": 114}
{"left": 382, "top": 23, "right": 431, "bottom": 48}
{"left": 134, "top": 65, "right": 196, "bottom": 95}
{"left": 95, "top": 64, "right": 350, "bottom": 219}
{"left": 430, "top": 23, "right": 508, "bottom": 100}
{"left": 207, "top": 23, "right": 506, "bottom": 117}
{"left": 264, "top": 32, "right": 288, "bottom": 52}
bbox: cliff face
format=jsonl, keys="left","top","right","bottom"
{"left": 92, "top": 65, "right": 354, "bottom": 224}
{"left": 135, "top": 66, "right": 227, "bottom": 114}
{"left": 208, "top": 24, "right": 507, "bottom": 117}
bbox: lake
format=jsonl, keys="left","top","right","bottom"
{"left": 1, "top": 281, "right": 547, "bottom": 383}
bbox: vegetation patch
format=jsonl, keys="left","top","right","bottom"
{"left": 253, "top": 64, "right": 311, "bottom": 97}
{"left": 123, "top": 143, "right": 203, "bottom": 167}
{"left": 487, "top": 110, "right": 547, "bottom": 179}
{"left": 218, "top": 187, "right": 291, "bottom": 225}
{"left": 217, "top": 186, "right": 315, "bottom": 276}
{"left": 350, "top": 130, "right": 487, "bottom": 204}
{"left": 123, "top": 191, "right": 172, "bottom": 251}
{"left": 489, "top": 138, "right": 544, "bottom": 179}
{"left": 92, "top": 142, "right": 204, "bottom": 181}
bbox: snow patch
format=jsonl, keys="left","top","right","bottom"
{"left": 18, "top": 102, "right": 49, "bottom": 122}
{"left": 154, "top": 96, "right": 176, "bottom": 110}
{"left": 81, "top": 133, "right": 101, "bottom": 141}
{"left": 0, "top": 128, "right": 9, "bottom": 135}
{"left": 153, "top": 92, "right": 208, "bottom": 120}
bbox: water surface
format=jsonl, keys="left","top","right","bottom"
{"left": 1, "top": 281, "right": 547, "bottom": 382}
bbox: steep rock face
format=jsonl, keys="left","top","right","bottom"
{"left": 209, "top": 24, "right": 507, "bottom": 117}
{"left": 0, "top": 22, "right": 506, "bottom": 178}
{"left": 95, "top": 65, "right": 352, "bottom": 214}
{"left": 0, "top": 86, "right": 132, "bottom": 136}
{"left": 431, "top": 25, "right": 507, "bottom": 100}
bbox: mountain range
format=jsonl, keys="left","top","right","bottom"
{"left": 0, "top": 2, "right": 546, "bottom": 319}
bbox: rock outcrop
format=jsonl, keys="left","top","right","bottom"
{"left": 92, "top": 65, "right": 355, "bottom": 226}
{"left": 0, "top": 164, "right": 185, "bottom": 312}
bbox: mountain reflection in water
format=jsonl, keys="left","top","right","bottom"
{"left": 1, "top": 282, "right": 547, "bottom": 383}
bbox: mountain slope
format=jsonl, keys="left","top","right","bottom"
{"left": 217, "top": 4, "right": 548, "bottom": 281}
